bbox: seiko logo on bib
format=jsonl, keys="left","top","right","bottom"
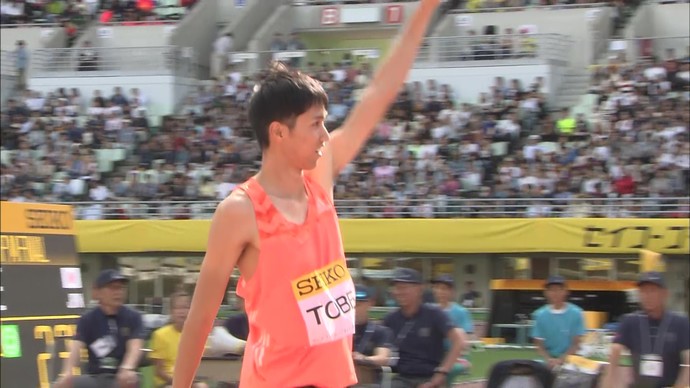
{"left": 291, "top": 259, "right": 356, "bottom": 346}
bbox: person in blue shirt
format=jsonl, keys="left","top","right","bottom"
{"left": 431, "top": 275, "right": 473, "bottom": 386}
{"left": 531, "top": 275, "right": 585, "bottom": 370}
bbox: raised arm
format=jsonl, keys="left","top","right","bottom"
{"left": 172, "top": 193, "right": 255, "bottom": 388}
{"left": 308, "top": 0, "right": 441, "bottom": 190}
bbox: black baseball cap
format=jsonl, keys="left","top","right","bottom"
{"left": 545, "top": 275, "right": 566, "bottom": 287}
{"left": 637, "top": 272, "right": 666, "bottom": 288}
{"left": 392, "top": 268, "right": 422, "bottom": 284}
{"left": 431, "top": 274, "right": 455, "bottom": 288}
{"left": 355, "top": 284, "right": 372, "bottom": 301}
{"left": 95, "top": 269, "right": 128, "bottom": 288}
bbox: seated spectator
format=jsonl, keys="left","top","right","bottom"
{"left": 150, "top": 291, "right": 209, "bottom": 388}
{"left": 78, "top": 41, "right": 99, "bottom": 71}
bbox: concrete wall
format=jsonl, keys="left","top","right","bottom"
{"left": 408, "top": 64, "right": 551, "bottom": 104}
{"left": 623, "top": 3, "right": 690, "bottom": 61}
{"left": 78, "top": 25, "right": 176, "bottom": 49}
{"left": 28, "top": 75, "right": 197, "bottom": 126}
{"left": 0, "top": 25, "right": 67, "bottom": 50}
{"left": 219, "top": 0, "right": 286, "bottom": 52}
{"left": 291, "top": 1, "right": 421, "bottom": 30}
{"left": 170, "top": 0, "right": 220, "bottom": 76}
{"left": 435, "top": 7, "right": 613, "bottom": 68}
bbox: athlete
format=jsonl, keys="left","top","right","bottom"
{"left": 172, "top": 1, "right": 442, "bottom": 386}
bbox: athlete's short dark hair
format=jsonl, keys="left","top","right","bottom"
{"left": 247, "top": 61, "right": 329, "bottom": 150}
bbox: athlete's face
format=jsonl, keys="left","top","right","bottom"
{"left": 638, "top": 283, "right": 667, "bottom": 313}
{"left": 275, "top": 104, "right": 330, "bottom": 170}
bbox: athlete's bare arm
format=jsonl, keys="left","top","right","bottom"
{"left": 308, "top": 0, "right": 441, "bottom": 194}
{"left": 172, "top": 192, "right": 256, "bottom": 388}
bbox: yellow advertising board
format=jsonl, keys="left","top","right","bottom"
{"left": 74, "top": 218, "right": 690, "bottom": 255}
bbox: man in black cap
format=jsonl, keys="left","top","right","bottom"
{"left": 602, "top": 272, "right": 689, "bottom": 388}
{"left": 351, "top": 284, "right": 393, "bottom": 388}
{"left": 383, "top": 268, "right": 466, "bottom": 388}
{"left": 55, "top": 269, "right": 144, "bottom": 388}
{"left": 531, "top": 275, "right": 585, "bottom": 370}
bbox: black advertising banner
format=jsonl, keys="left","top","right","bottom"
{"left": 1, "top": 202, "right": 85, "bottom": 388}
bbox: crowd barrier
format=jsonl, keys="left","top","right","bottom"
{"left": 73, "top": 217, "right": 690, "bottom": 254}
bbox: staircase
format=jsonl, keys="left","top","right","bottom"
{"left": 551, "top": 69, "right": 591, "bottom": 110}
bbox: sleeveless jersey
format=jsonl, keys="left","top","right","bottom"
{"left": 235, "top": 175, "right": 357, "bottom": 387}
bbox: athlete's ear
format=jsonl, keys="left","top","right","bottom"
{"left": 268, "top": 121, "right": 285, "bottom": 141}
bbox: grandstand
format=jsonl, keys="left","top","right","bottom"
{"left": 1, "top": 0, "right": 689, "bottom": 386}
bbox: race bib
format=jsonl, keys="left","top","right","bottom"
{"left": 90, "top": 336, "right": 116, "bottom": 358}
{"left": 640, "top": 354, "right": 663, "bottom": 377}
{"left": 292, "top": 259, "right": 356, "bottom": 346}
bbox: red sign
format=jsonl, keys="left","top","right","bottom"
{"left": 321, "top": 7, "right": 340, "bottom": 25}
{"left": 385, "top": 5, "right": 403, "bottom": 24}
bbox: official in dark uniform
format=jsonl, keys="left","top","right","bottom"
{"left": 55, "top": 269, "right": 144, "bottom": 388}
{"left": 352, "top": 284, "right": 393, "bottom": 388}
{"left": 603, "top": 272, "right": 690, "bottom": 388}
{"left": 383, "top": 268, "right": 466, "bottom": 388}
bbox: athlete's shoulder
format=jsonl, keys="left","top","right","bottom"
{"left": 215, "top": 189, "right": 256, "bottom": 223}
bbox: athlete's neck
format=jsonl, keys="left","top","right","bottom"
{"left": 438, "top": 300, "right": 450, "bottom": 309}
{"left": 356, "top": 316, "right": 368, "bottom": 325}
{"left": 173, "top": 323, "right": 184, "bottom": 332}
{"left": 551, "top": 302, "right": 566, "bottom": 310}
{"left": 257, "top": 153, "right": 306, "bottom": 199}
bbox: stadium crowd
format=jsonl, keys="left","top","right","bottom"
{"left": 1, "top": 46, "right": 689, "bottom": 219}
{"left": 0, "top": 0, "right": 196, "bottom": 26}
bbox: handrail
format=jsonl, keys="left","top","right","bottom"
{"left": 40, "top": 197, "right": 690, "bottom": 219}
{"left": 447, "top": 2, "right": 611, "bottom": 13}
{"left": 28, "top": 45, "right": 199, "bottom": 78}
{"left": 0, "top": 22, "right": 62, "bottom": 28}
{"left": 0, "top": 50, "right": 17, "bottom": 76}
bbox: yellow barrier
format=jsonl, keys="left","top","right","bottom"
{"left": 74, "top": 218, "right": 689, "bottom": 255}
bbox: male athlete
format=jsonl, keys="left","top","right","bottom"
{"left": 172, "top": 1, "right": 442, "bottom": 386}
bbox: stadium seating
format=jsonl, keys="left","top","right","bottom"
{"left": 0, "top": 1, "right": 688, "bottom": 220}
{"left": 0, "top": 0, "right": 197, "bottom": 26}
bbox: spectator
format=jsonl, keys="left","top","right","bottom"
{"left": 211, "top": 33, "right": 233, "bottom": 80}
{"left": 14, "top": 40, "right": 28, "bottom": 90}
{"left": 460, "top": 281, "right": 482, "bottom": 308}
{"left": 431, "top": 275, "right": 474, "bottom": 386}
{"left": 1, "top": 45, "right": 688, "bottom": 220}
{"left": 78, "top": 40, "right": 99, "bottom": 71}
{"left": 531, "top": 276, "right": 586, "bottom": 371}
{"left": 150, "top": 291, "right": 209, "bottom": 388}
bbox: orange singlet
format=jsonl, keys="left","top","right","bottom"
{"left": 235, "top": 176, "right": 357, "bottom": 388}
